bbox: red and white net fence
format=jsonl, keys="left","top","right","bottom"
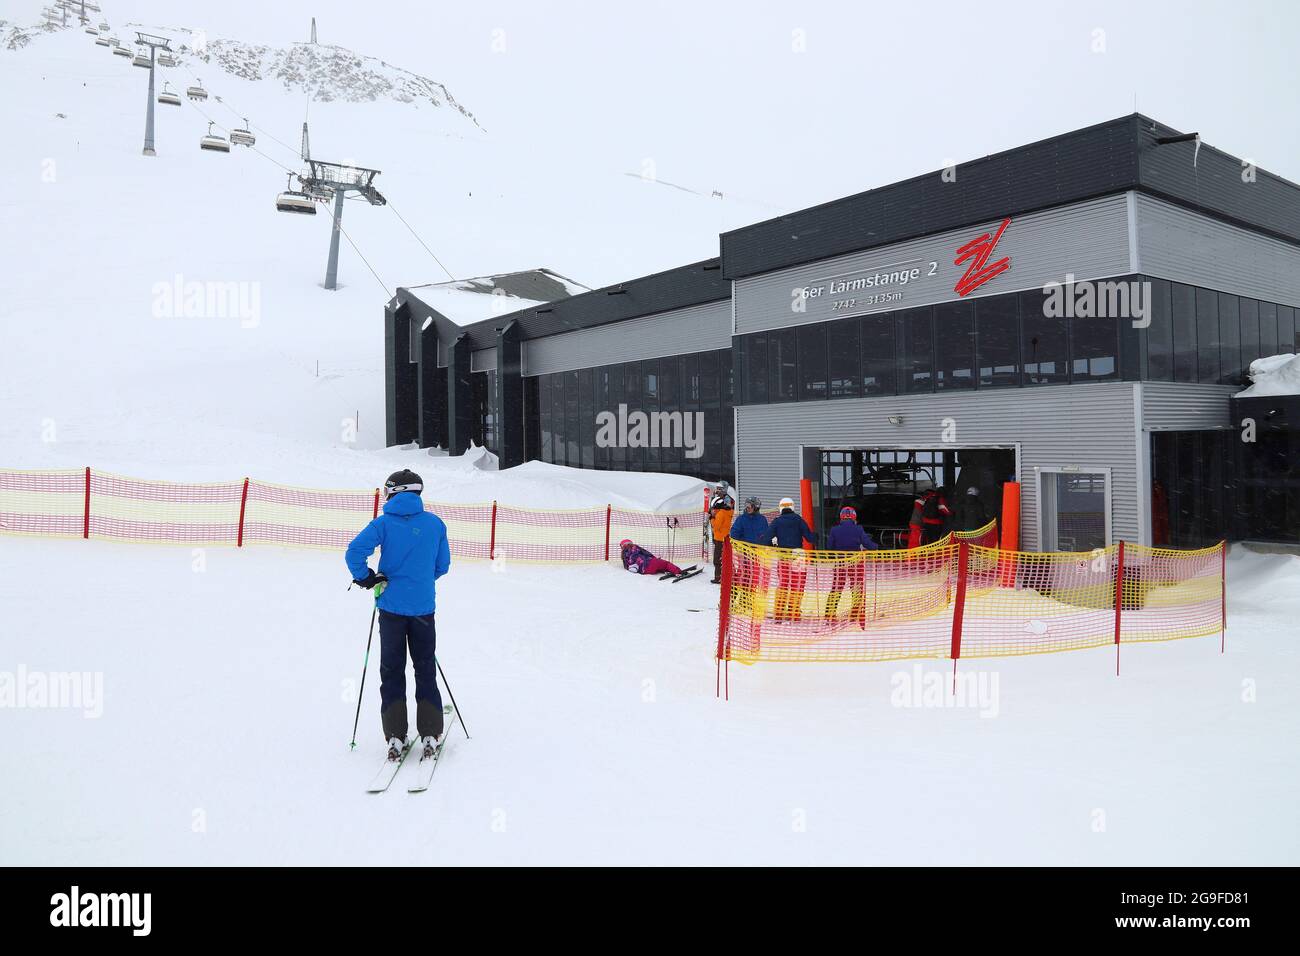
{"left": 0, "top": 467, "right": 707, "bottom": 565}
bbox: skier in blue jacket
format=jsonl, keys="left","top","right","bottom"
{"left": 768, "top": 497, "right": 816, "bottom": 549}
{"left": 730, "top": 496, "right": 770, "bottom": 545}
{"left": 346, "top": 469, "right": 451, "bottom": 761}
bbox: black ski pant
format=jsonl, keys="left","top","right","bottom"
{"left": 378, "top": 610, "right": 444, "bottom": 741}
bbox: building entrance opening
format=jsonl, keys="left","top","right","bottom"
{"left": 816, "top": 447, "right": 1016, "bottom": 549}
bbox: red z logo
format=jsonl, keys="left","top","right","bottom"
{"left": 953, "top": 218, "right": 1011, "bottom": 297}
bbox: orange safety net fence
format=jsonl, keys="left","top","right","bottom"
{"left": 717, "top": 523, "right": 1224, "bottom": 667}
{"left": 0, "top": 467, "right": 707, "bottom": 565}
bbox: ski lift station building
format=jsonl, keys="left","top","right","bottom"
{"left": 385, "top": 114, "right": 1300, "bottom": 551}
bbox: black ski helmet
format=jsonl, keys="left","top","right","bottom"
{"left": 384, "top": 469, "right": 423, "bottom": 497}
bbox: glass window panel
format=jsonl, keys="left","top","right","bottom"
{"left": 1195, "top": 287, "right": 1220, "bottom": 384}
{"left": 827, "top": 316, "right": 862, "bottom": 399}
{"left": 1259, "top": 301, "right": 1279, "bottom": 357}
{"left": 934, "top": 301, "right": 975, "bottom": 390}
{"left": 578, "top": 368, "right": 595, "bottom": 469}
{"left": 1171, "top": 283, "right": 1197, "bottom": 382}
{"left": 769, "top": 329, "right": 797, "bottom": 402}
{"left": 564, "top": 370, "right": 579, "bottom": 466}
{"left": 1072, "top": 313, "right": 1119, "bottom": 382}
{"left": 682, "top": 353, "right": 700, "bottom": 407}
{"left": 1021, "top": 289, "right": 1069, "bottom": 385}
{"left": 719, "top": 348, "right": 734, "bottom": 405}
{"left": 1145, "top": 278, "right": 1173, "bottom": 381}
{"left": 898, "top": 307, "right": 934, "bottom": 393}
{"left": 976, "top": 294, "right": 1020, "bottom": 388}
{"left": 642, "top": 358, "right": 659, "bottom": 406}
{"left": 1218, "top": 293, "right": 1241, "bottom": 386}
{"left": 699, "top": 350, "right": 720, "bottom": 405}
{"left": 1239, "top": 298, "right": 1260, "bottom": 369}
{"left": 1278, "top": 305, "right": 1297, "bottom": 353}
{"left": 539, "top": 375, "right": 552, "bottom": 463}
{"left": 798, "top": 323, "right": 829, "bottom": 400}
{"left": 659, "top": 355, "right": 680, "bottom": 407}
{"left": 861, "top": 313, "right": 895, "bottom": 395}
{"left": 607, "top": 364, "right": 626, "bottom": 467}
{"left": 745, "top": 333, "right": 768, "bottom": 404}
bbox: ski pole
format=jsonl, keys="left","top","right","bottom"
{"left": 435, "top": 656, "right": 470, "bottom": 739}
{"left": 349, "top": 605, "right": 377, "bottom": 751}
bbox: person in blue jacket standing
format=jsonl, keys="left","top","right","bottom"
{"left": 729, "top": 496, "right": 770, "bottom": 545}
{"left": 768, "top": 496, "right": 816, "bottom": 549}
{"left": 346, "top": 469, "right": 451, "bottom": 761}
{"left": 824, "top": 505, "right": 877, "bottom": 626}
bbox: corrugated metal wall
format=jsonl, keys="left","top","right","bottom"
{"left": 470, "top": 347, "right": 497, "bottom": 373}
{"left": 1141, "top": 381, "right": 1234, "bottom": 430}
{"left": 733, "top": 195, "right": 1133, "bottom": 335}
{"left": 735, "top": 382, "right": 1140, "bottom": 551}
{"left": 1135, "top": 195, "right": 1300, "bottom": 308}
{"left": 521, "top": 299, "right": 731, "bottom": 376}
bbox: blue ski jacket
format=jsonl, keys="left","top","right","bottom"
{"left": 729, "top": 511, "right": 771, "bottom": 546}
{"left": 768, "top": 510, "right": 816, "bottom": 550}
{"left": 345, "top": 492, "right": 451, "bottom": 616}
{"left": 826, "top": 519, "right": 879, "bottom": 551}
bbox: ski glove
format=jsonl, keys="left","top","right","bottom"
{"left": 353, "top": 570, "right": 388, "bottom": 590}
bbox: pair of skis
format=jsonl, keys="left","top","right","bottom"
{"left": 659, "top": 564, "right": 705, "bottom": 582}
{"left": 366, "top": 704, "right": 456, "bottom": 794}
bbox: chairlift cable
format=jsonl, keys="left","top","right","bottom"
{"left": 386, "top": 198, "right": 456, "bottom": 282}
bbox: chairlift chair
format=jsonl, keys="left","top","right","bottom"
{"left": 199, "top": 122, "right": 230, "bottom": 153}
{"left": 230, "top": 119, "right": 255, "bottom": 147}
{"left": 112, "top": 45, "right": 132, "bottom": 58}
{"left": 275, "top": 174, "right": 317, "bottom": 215}
{"left": 186, "top": 80, "right": 208, "bottom": 101}
{"left": 157, "top": 82, "right": 181, "bottom": 107}
{"left": 98, "top": 21, "right": 109, "bottom": 31}
{"left": 94, "top": 36, "right": 109, "bottom": 46}
{"left": 84, "top": 26, "right": 98, "bottom": 35}
{"left": 132, "top": 50, "right": 151, "bottom": 68}
{"left": 158, "top": 52, "right": 176, "bottom": 67}
{"left": 105, "top": 35, "right": 118, "bottom": 46}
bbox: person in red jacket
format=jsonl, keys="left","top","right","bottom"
{"left": 919, "top": 487, "right": 951, "bottom": 545}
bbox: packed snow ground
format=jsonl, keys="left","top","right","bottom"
{"left": 1, "top": 537, "right": 1296, "bottom": 865}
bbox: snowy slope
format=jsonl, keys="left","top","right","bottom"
{"left": 0, "top": 11, "right": 764, "bottom": 496}
{"left": 0, "top": 540, "right": 1296, "bottom": 865}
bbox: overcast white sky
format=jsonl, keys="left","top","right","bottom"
{"left": 32, "top": 0, "right": 1300, "bottom": 226}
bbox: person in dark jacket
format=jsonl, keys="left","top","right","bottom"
{"left": 824, "top": 506, "right": 877, "bottom": 625}
{"left": 768, "top": 497, "right": 816, "bottom": 549}
{"left": 346, "top": 469, "right": 451, "bottom": 762}
{"left": 730, "top": 496, "right": 770, "bottom": 545}
{"left": 919, "top": 487, "right": 951, "bottom": 545}
{"left": 768, "top": 497, "right": 815, "bottom": 621}
{"left": 954, "top": 486, "right": 989, "bottom": 532}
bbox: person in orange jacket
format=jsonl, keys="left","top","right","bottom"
{"left": 708, "top": 481, "right": 735, "bottom": 583}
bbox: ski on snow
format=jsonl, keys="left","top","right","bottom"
{"left": 366, "top": 739, "right": 416, "bottom": 793}
{"left": 671, "top": 568, "right": 706, "bottom": 582}
{"left": 407, "top": 705, "right": 455, "bottom": 793}
{"left": 660, "top": 564, "right": 698, "bottom": 580}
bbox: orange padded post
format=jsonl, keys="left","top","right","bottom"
{"left": 800, "top": 477, "right": 815, "bottom": 552}
{"left": 997, "top": 481, "right": 1020, "bottom": 587}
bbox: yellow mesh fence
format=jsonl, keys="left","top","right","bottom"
{"left": 718, "top": 529, "right": 1225, "bottom": 666}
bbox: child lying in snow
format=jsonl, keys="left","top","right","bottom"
{"left": 619, "top": 539, "right": 682, "bottom": 577}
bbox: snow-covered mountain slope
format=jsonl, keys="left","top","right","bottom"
{"left": 0, "top": 10, "right": 767, "bottom": 493}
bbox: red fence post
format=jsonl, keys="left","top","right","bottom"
{"left": 236, "top": 477, "right": 250, "bottom": 547}
{"left": 82, "top": 466, "right": 91, "bottom": 539}
{"left": 604, "top": 505, "right": 612, "bottom": 562}
{"left": 1113, "top": 541, "right": 1125, "bottom": 676}
{"left": 949, "top": 540, "right": 969, "bottom": 694}
{"left": 489, "top": 500, "right": 498, "bottom": 560}
{"left": 372, "top": 489, "right": 380, "bottom": 518}
{"left": 799, "top": 477, "right": 815, "bottom": 552}
{"left": 716, "top": 538, "right": 734, "bottom": 700}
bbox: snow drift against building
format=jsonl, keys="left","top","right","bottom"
{"left": 1237, "top": 352, "right": 1300, "bottom": 397}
